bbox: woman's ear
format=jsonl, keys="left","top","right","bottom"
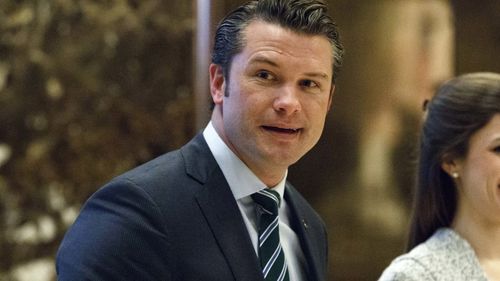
{"left": 209, "top": 63, "right": 225, "bottom": 106}
{"left": 441, "top": 153, "right": 461, "bottom": 178}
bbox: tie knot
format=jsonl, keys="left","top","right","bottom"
{"left": 251, "top": 189, "right": 281, "bottom": 215}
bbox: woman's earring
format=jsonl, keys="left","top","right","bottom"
{"left": 451, "top": 172, "right": 459, "bottom": 179}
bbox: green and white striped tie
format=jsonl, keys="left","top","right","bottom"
{"left": 252, "top": 189, "right": 290, "bottom": 281}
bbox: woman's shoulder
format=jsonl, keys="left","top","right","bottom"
{"left": 378, "top": 230, "right": 446, "bottom": 281}
{"left": 378, "top": 254, "right": 432, "bottom": 281}
{"left": 378, "top": 228, "right": 488, "bottom": 281}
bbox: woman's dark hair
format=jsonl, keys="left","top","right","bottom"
{"left": 407, "top": 72, "right": 500, "bottom": 250}
{"left": 212, "top": 0, "right": 344, "bottom": 84}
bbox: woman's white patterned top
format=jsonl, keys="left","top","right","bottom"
{"left": 379, "top": 228, "right": 489, "bottom": 281}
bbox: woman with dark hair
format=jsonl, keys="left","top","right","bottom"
{"left": 379, "top": 72, "right": 500, "bottom": 281}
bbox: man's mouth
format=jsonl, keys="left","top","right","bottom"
{"left": 262, "top": 126, "right": 301, "bottom": 134}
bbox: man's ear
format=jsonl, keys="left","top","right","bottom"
{"left": 327, "top": 84, "right": 335, "bottom": 111}
{"left": 209, "top": 63, "right": 225, "bottom": 106}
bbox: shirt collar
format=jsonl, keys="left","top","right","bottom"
{"left": 203, "top": 121, "right": 287, "bottom": 200}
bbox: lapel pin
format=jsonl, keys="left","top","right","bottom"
{"left": 302, "top": 219, "right": 309, "bottom": 230}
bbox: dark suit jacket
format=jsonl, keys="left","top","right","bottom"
{"left": 56, "top": 133, "right": 328, "bottom": 281}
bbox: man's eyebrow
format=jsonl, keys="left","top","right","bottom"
{"left": 248, "top": 55, "right": 279, "bottom": 67}
{"left": 303, "top": 72, "right": 329, "bottom": 80}
{"left": 248, "top": 55, "right": 330, "bottom": 80}
{"left": 491, "top": 136, "right": 500, "bottom": 143}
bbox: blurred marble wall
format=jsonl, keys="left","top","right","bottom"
{"left": 289, "top": 0, "right": 454, "bottom": 279}
{"left": 0, "top": 1, "right": 196, "bottom": 280}
{"left": 0, "top": 0, "right": 499, "bottom": 280}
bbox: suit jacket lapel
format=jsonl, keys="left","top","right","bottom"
{"left": 285, "top": 185, "right": 327, "bottom": 281}
{"left": 181, "top": 134, "right": 263, "bottom": 281}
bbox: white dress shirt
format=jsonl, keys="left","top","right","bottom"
{"left": 203, "top": 122, "right": 307, "bottom": 281}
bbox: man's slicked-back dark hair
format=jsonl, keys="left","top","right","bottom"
{"left": 212, "top": 0, "right": 344, "bottom": 84}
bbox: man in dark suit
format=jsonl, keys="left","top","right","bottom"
{"left": 56, "top": 0, "right": 343, "bottom": 280}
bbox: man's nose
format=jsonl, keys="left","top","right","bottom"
{"left": 272, "top": 85, "right": 302, "bottom": 115}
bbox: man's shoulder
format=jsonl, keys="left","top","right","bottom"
{"left": 81, "top": 133, "right": 216, "bottom": 211}
{"left": 113, "top": 133, "right": 213, "bottom": 187}
{"left": 117, "top": 148, "right": 184, "bottom": 184}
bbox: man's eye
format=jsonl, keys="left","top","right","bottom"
{"left": 299, "top": 80, "right": 319, "bottom": 88}
{"left": 256, "top": 71, "right": 274, "bottom": 80}
{"left": 493, "top": 146, "right": 500, "bottom": 154}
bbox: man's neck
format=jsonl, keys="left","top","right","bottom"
{"left": 209, "top": 116, "right": 287, "bottom": 187}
